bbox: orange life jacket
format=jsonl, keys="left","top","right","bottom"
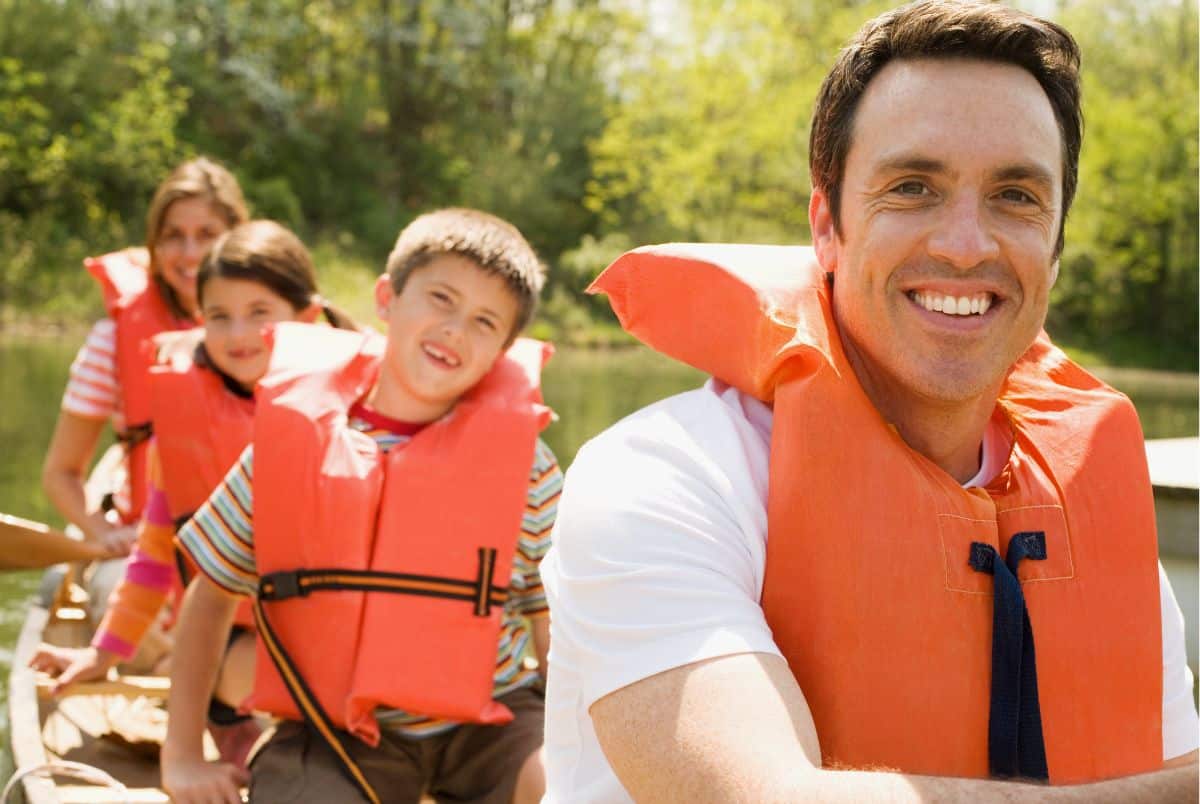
{"left": 148, "top": 332, "right": 257, "bottom": 630}
{"left": 86, "top": 249, "right": 194, "bottom": 522}
{"left": 248, "top": 323, "right": 552, "bottom": 752}
{"left": 592, "top": 243, "right": 1163, "bottom": 784}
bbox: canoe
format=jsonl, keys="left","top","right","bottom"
{"left": 7, "top": 566, "right": 193, "bottom": 803}
{"left": 5, "top": 442, "right": 215, "bottom": 802}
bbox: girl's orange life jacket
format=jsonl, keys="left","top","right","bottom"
{"left": 248, "top": 323, "right": 553, "bottom": 749}
{"left": 148, "top": 332, "right": 257, "bottom": 630}
{"left": 592, "top": 243, "right": 1163, "bottom": 784}
{"left": 86, "top": 249, "right": 193, "bottom": 522}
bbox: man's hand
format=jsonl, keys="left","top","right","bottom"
{"left": 161, "top": 755, "right": 248, "bottom": 804}
{"left": 28, "top": 644, "right": 119, "bottom": 694}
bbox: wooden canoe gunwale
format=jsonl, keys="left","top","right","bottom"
{"left": 10, "top": 601, "right": 59, "bottom": 804}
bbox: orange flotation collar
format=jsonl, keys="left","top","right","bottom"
{"left": 86, "top": 249, "right": 193, "bottom": 522}
{"left": 148, "top": 332, "right": 256, "bottom": 630}
{"left": 592, "top": 244, "right": 1162, "bottom": 783}
{"left": 248, "top": 323, "right": 552, "bottom": 803}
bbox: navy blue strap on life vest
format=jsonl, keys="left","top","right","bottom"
{"left": 969, "top": 531, "right": 1049, "bottom": 781}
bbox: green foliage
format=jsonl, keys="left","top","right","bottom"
{"left": 1050, "top": 0, "right": 1199, "bottom": 367}
{"left": 0, "top": 0, "right": 1195, "bottom": 369}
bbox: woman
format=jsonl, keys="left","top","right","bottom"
{"left": 41, "top": 158, "right": 249, "bottom": 555}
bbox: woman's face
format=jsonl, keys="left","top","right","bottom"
{"left": 154, "top": 197, "right": 229, "bottom": 316}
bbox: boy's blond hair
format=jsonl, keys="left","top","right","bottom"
{"left": 386, "top": 208, "right": 546, "bottom": 340}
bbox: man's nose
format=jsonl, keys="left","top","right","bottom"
{"left": 927, "top": 195, "right": 1000, "bottom": 270}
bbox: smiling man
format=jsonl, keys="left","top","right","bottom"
{"left": 540, "top": 2, "right": 1199, "bottom": 801}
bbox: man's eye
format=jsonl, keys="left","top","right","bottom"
{"left": 431, "top": 291, "right": 451, "bottom": 304}
{"left": 1000, "top": 188, "right": 1036, "bottom": 204}
{"left": 893, "top": 181, "right": 927, "bottom": 196}
{"left": 476, "top": 316, "right": 497, "bottom": 331}
{"left": 207, "top": 312, "right": 229, "bottom": 322}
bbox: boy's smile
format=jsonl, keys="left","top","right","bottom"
{"left": 371, "top": 253, "right": 519, "bottom": 423}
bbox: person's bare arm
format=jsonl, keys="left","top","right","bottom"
{"left": 531, "top": 617, "right": 550, "bottom": 680}
{"left": 591, "top": 652, "right": 1199, "bottom": 803}
{"left": 162, "top": 575, "right": 247, "bottom": 804}
{"left": 41, "top": 410, "right": 131, "bottom": 552}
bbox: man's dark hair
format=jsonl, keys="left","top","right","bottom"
{"left": 809, "top": 0, "right": 1082, "bottom": 257}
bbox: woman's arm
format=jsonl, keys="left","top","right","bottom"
{"left": 41, "top": 410, "right": 131, "bottom": 552}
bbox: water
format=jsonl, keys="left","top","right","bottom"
{"left": 0, "top": 335, "right": 1195, "bottom": 768}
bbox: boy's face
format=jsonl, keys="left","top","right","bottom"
{"left": 374, "top": 254, "right": 519, "bottom": 422}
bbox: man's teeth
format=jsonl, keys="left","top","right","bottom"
{"left": 423, "top": 343, "right": 461, "bottom": 366}
{"left": 910, "top": 291, "right": 993, "bottom": 316}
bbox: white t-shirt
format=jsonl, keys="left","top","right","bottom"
{"left": 541, "top": 379, "right": 1199, "bottom": 803}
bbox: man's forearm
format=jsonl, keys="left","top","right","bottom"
{"left": 784, "top": 760, "right": 1198, "bottom": 804}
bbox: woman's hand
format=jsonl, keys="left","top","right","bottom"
{"left": 82, "top": 514, "right": 137, "bottom": 557}
{"left": 27, "top": 644, "right": 120, "bottom": 694}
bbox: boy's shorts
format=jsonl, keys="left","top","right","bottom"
{"left": 247, "top": 686, "right": 544, "bottom": 803}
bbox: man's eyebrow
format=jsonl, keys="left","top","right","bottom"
{"left": 872, "top": 155, "right": 950, "bottom": 176}
{"left": 992, "top": 163, "right": 1057, "bottom": 191}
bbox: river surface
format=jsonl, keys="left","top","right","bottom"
{"left": 0, "top": 334, "right": 1196, "bottom": 769}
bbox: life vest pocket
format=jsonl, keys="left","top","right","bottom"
{"left": 938, "top": 505, "right": 1073, "bottom": 595}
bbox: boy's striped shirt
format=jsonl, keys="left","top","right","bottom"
{"left": 177, "top": 412, "right": 562, "bottom": 738}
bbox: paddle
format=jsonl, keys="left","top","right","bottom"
{"left": 0, "top": 513, "right": 110, "bottom": 570}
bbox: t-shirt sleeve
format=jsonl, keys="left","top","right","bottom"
{"left": 543, "top": 387, "right": 780, "bottom": 709}
{"left": 61, "top": 318, "right": 119, "bottom": 421}
{"left": 1159, "top": 561, "right": 1199, "bottom": 760}
{"left": 175, "top": 444, "right": 258, "bottom": 597}
{"left": 510, "top": 438, "right": 563, "bottom": 619}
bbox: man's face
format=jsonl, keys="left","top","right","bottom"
{"left": 811, "top": 58, "right": 1062, "bottom": 413}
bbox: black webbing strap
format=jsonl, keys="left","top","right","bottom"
{"left": 969, "top": 531, "right": 1049, "bottom": 781}
{"left": 115, "top": 421, "right": 154, "bottom": 448}
{"left": 252, "top": 595, "right": 381, "bottom": 804}
{"left": 258, "top": 548, "right": 507, "bottom": 614}
{"left": 253, "top": 547, "right": 503, "bottom": 802}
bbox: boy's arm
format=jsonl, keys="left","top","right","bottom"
{"left": 163, "top": 445, "right": 258, "bottom": 803}
{"left": 516, "top": 440, "right": 560, "bottom": 679}
{"left": 162, "top": 575, "right": 247, "bottom": 804}
{"left": 531, "top": 617, "right": 550, "bottom": 680}
{"left": 592, "top": 656, "right": 1198, "bottom": 802}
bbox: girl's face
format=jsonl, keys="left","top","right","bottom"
{"left": 154, "top": 197, "right": 229, "bottom": 315}
{"left": 200, "top": 276, "right": 316, "bottom": 390}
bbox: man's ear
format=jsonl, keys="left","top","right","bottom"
{"left": 809, "top": 187, "right": 839, "bottom": 273}
{"left": 374, "top": 274, "right": 393, "bottom": 322}
{"left": 1049, "top": 258, "right": 1060, "bottom": 286}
